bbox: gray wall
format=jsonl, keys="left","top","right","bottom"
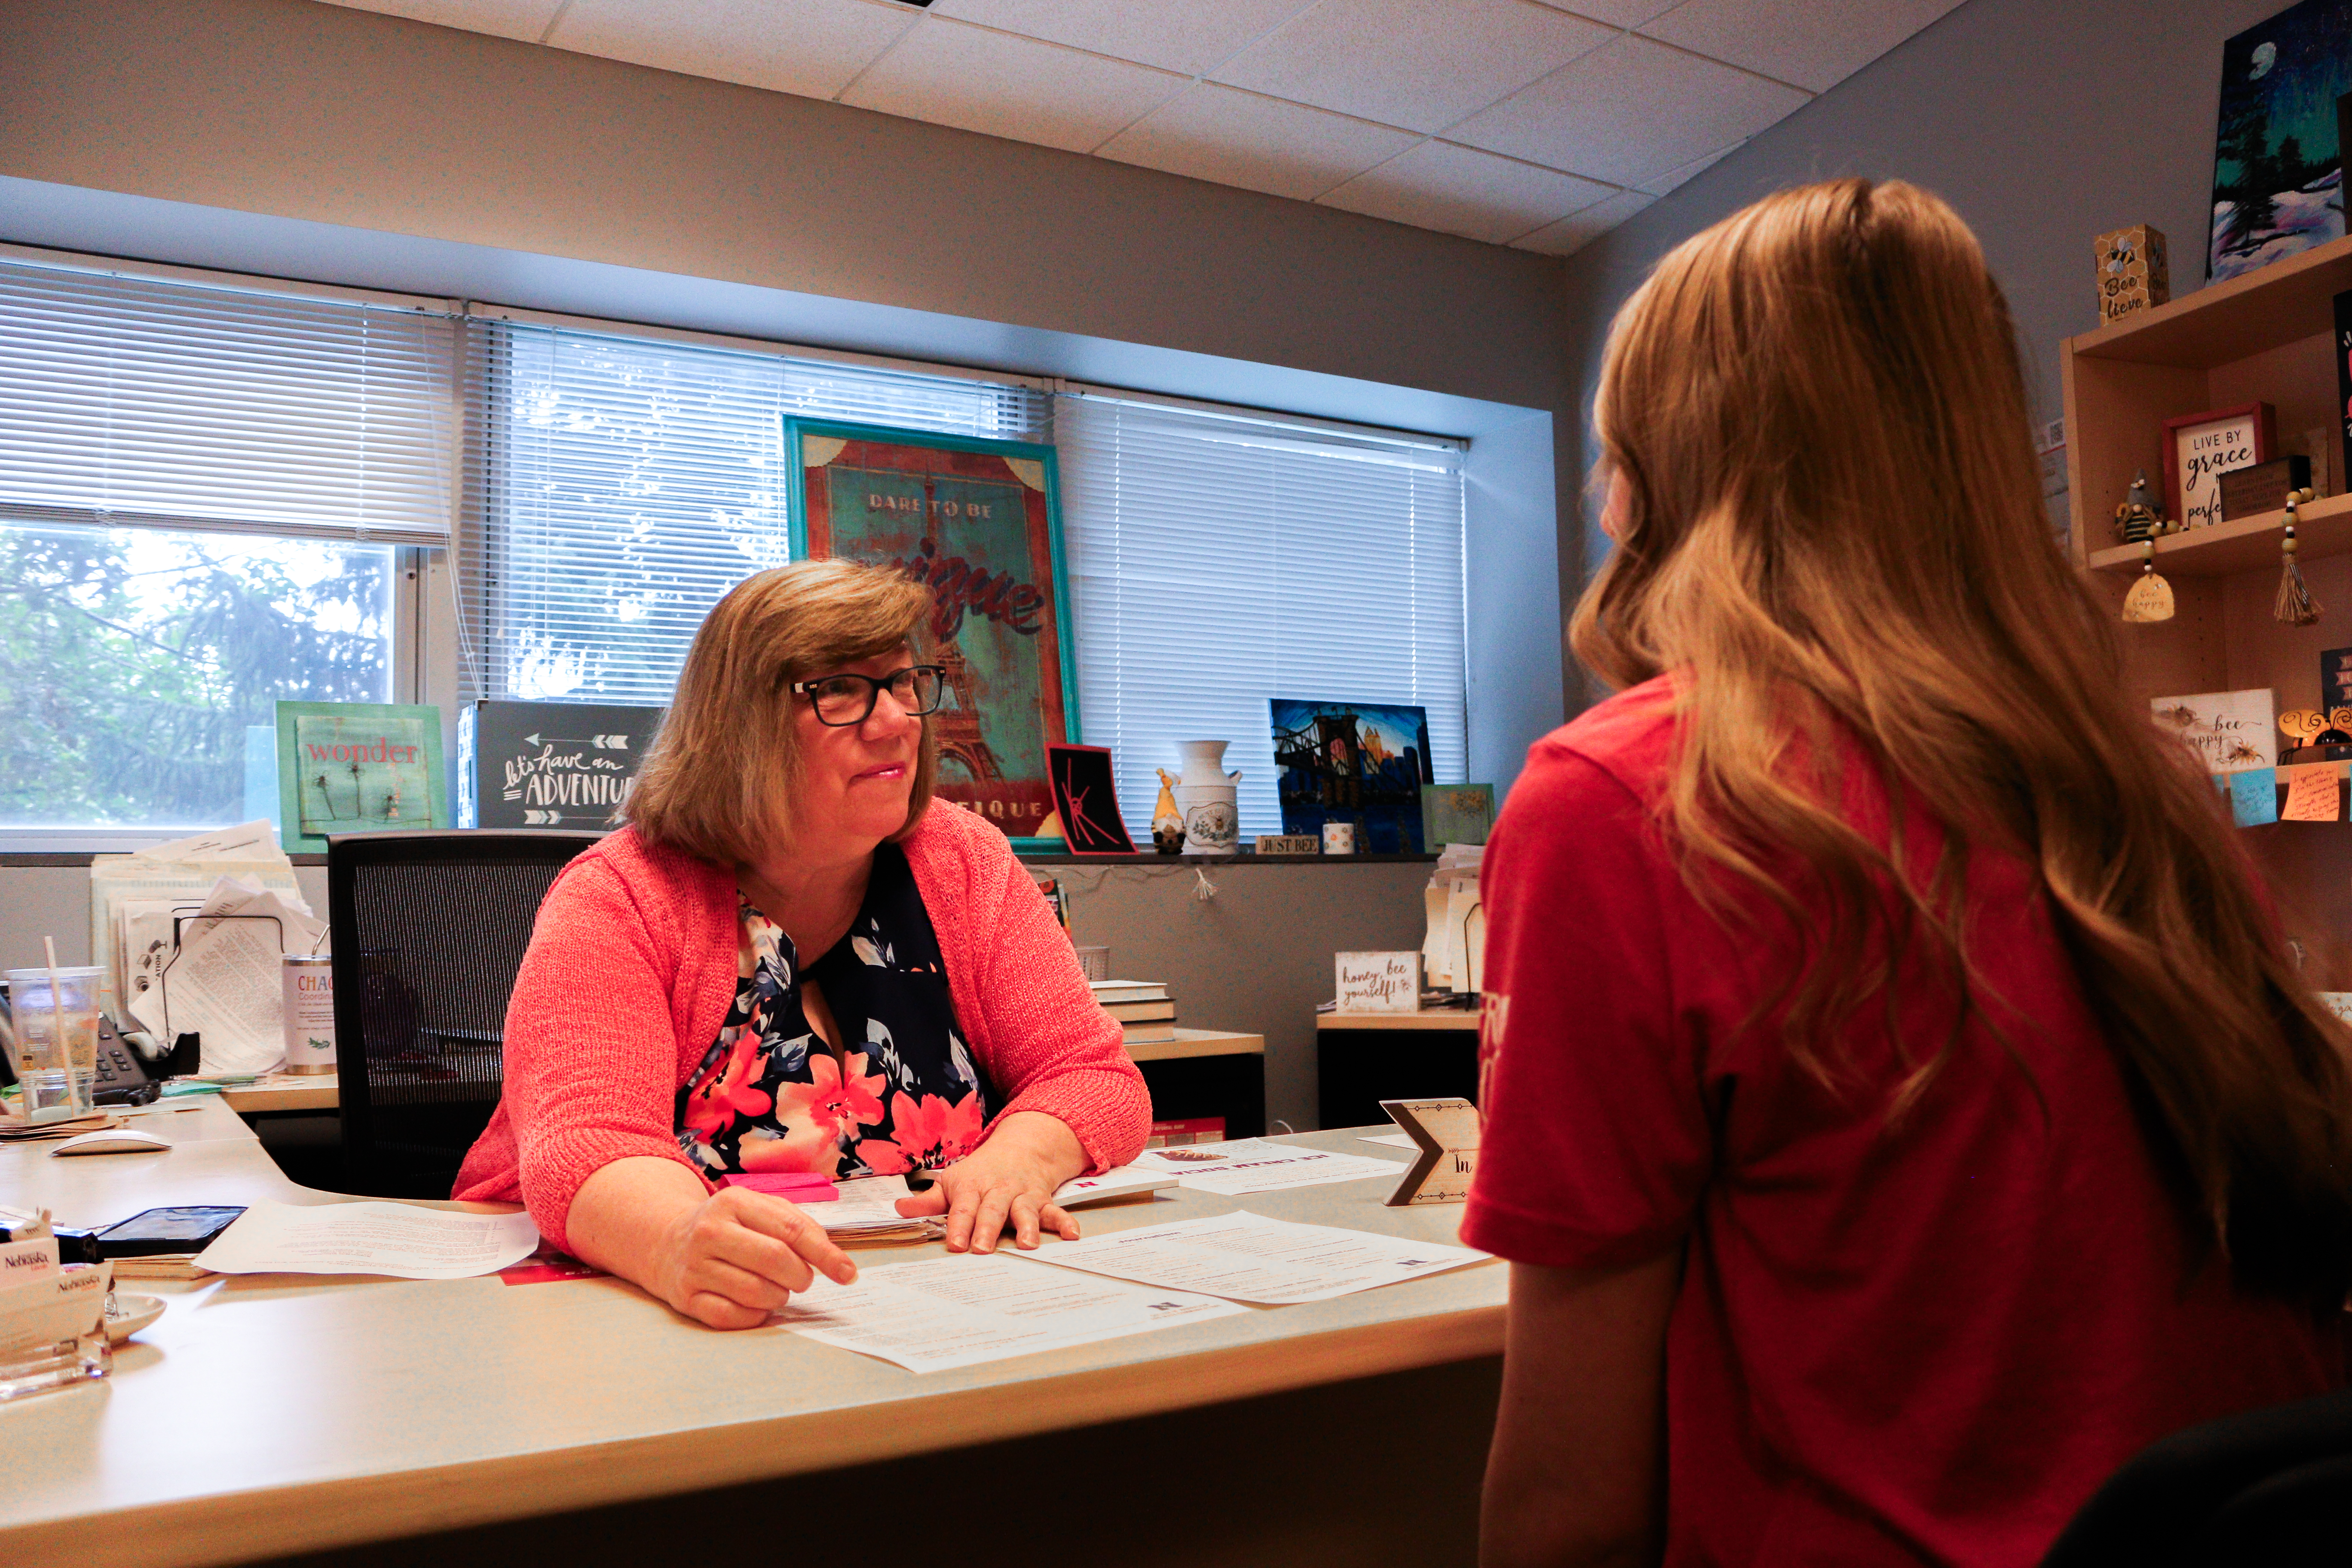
{"left": 0, "top": 0, "right": 1561, "bottom": 1128}
{"left": 1553, "top": 0, "right": 2290, "bottom": 636}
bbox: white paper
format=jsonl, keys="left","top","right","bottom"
{"left": 1359, "top": 1132, "right": 1417, "bottom": 1148}
{"left": 125, "top": 877, "right": 325, "bottom": 1074}
{"left": 124, "top": 820, "right": 281, "bottom": 863}
{"left": 1026, "top": 1210, "right": 1488, "bottom": 1305}
{"left": 1135, "top": 1139, "right": 1403, "bottom": 1195}
{"left": 777, "top": 1250, "right": 1243, "bottom": 1372}
{"left": 89, "top": 857, "right": 305, "bottom": 1018}
{"left": 1051, "top": 1165, "right": 1176, "bottom": 1208}
{"left": 195, "top": 1200, "right": 540, "bottom": 1279}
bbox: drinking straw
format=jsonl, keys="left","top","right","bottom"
{"left": 43, "top": 935, "right": 83, "bottom": 1118}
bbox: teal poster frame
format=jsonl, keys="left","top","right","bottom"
{"left": 274, "top": 700, "right": 449, "bottom": 854}
{"left": 784, "top": 416, "right": 1081, "bottom": 853}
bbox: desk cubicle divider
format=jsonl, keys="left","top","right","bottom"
{"left": 326, "top": 830, "right": 602, "bottom": 1199}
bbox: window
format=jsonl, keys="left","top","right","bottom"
{"left": 1056, "top": 392, "right": 1466, "bottom": 840}
{"left": 465, "top": 322, "right": 1470, "bottom": 849}
{"left": 459, "top": 319, "right": 1047, "bottom": 705}
{"left": 0, "top": 257, "right": 452, "bottom": 835}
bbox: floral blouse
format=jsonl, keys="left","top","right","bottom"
{"left": 675, "top": 843, "right": 1000, "bottom": 1180}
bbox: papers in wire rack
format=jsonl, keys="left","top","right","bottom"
{"left": 778, "top": 1250, "right": 1242, "bottom": 1372}
{"left": 1025, "top": 1210, "right": 1489, "bottom": 1305}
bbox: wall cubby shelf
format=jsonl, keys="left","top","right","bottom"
{"left": 2064, "top": 228, "right": 2352, "bottom": 976}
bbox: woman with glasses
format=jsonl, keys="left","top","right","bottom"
{"left": 454, "top": 558, "right": 1150, "bottom": 1329}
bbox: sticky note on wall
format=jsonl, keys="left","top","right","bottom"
{"left": 2230, "top": 766, "right": 2280, "bottom": 826}
{"left": 2282, "top": 761, "right": 2346, "bottom": 822}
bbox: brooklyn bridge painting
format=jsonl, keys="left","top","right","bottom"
{"left": 1271, "top": 698, "right": 1433, "bottom": 854}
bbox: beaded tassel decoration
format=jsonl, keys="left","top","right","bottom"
{"left": 2276, "top": 486, "right": 2321, "bottom": 626}
{"left": 2122, "top": 537, "right": 2175, "bottom": 622}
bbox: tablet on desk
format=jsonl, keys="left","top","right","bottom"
{"left": 95, "top": 1205, "right": 245, "bottom": 1258}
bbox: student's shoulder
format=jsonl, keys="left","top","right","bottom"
{"left": 1519, "top": 674, "right": 1681, "bottom": 813}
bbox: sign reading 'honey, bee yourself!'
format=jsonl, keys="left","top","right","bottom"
{"left": 2151, "top": 687, "right": 2277, "bottom": 773}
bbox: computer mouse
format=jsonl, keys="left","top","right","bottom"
{"left": 51, "top": 1128, "right": 172, "bottom": 1157}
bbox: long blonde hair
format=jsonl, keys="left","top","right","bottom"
{"left": 1576, "top": 178, "right": 2352, "bottom": 1299}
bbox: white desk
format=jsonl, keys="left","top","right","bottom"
{"left": 1, "top": 1107, "right": 1503, "bottom": 1568}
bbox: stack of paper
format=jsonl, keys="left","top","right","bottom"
{"left": 91, "top": 821, "right": 314, "bottom": 1036}
{"left": 1027, "top": 1210, "right": 1489, "bottom": 1305}
{"left": 193, "top": 1200, "right": 540, "bottom": 1279}
{"left": 1134, "top": 1138, "right": 1403, "bottom": 1195}
{"left": 1422, "top": 843, "right": 1485, "bottom": 995}
{"left": 808, "top": 1165, "right": 1176, "bottom": 1244}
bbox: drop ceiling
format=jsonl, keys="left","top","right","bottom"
{"left": 318, "top": 0, "right": 1967, "bottom": 255}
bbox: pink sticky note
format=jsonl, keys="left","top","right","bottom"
{"left": 720, "top": 1172, "right": 840, "bottom": 1203}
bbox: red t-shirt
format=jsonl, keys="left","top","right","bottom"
{"left": 1461, "top": 677, "right": 2340, "bottom": 1567}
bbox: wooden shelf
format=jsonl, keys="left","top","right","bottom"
{"left": 1317, "top": 1011, "right": 1480, "bottom": 1031}
{"left": 2086, "top": 491, "right": 2352, "bottom": 577}
{"left": 2073, "top": 230, "right": 2352, "bottom": 370}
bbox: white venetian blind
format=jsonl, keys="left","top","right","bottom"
{"left": 459, "top": 318, "right": 1049, "bottom": 704}
{"left": 1056, "top": 390, "right": 1467, "bottom": 840}
{"left": 0, "top": 256, "right": 459, "bottom": 542}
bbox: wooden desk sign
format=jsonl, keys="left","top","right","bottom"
{"left": 1380, "top": 1096, "right": 1480, "bottom": 1207}
{"left": 1254, "top": 834, "right": 1319, "bottom": 856}
{"left": 1336, "top": 952, "right": 1421, "bottom": 1013}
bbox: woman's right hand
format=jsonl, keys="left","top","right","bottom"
{"left": 650, "top": 1185, "right": 860, "bottom": 1329}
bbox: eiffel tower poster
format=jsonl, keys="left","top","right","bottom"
{"left": 788, "top": 418, "right": 1078, "bottom": 848}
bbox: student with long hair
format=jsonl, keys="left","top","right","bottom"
{"left": 1467, "top": 179, "right": 2352, "bottom": 1567}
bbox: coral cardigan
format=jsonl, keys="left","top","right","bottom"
{"left": 452, "top": 802, "right": 1151, "bottom": 1252}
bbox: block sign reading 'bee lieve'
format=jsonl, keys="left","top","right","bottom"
{"left": 1336, "top": 952, "right": 1421, "bottom": 1014}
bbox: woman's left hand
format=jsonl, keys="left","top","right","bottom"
{"left": 894, "top": 1109, "right": 1089, "bottom": 1253}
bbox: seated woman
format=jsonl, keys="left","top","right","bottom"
{"left": 1469, "top": 180, "right": 2352, "bottom": 1565}
{"left": 455, "top": 558, "right": 1150, "bottom": 1329}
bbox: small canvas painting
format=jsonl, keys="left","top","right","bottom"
{"left": 2208, "top": 0, "right": 2352, "bottom": 281}
{"left": 1271, "top": 698, "right": 1433, "bottom": 854}
{"left": 1422, "top": 783, "right": 1496, "bottom": 848}
{"left": 275, "top": 701, "right": 447, "bottom": 853}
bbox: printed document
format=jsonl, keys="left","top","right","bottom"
{"left": 778, "top": 1250, "right": 1243, "bottom": 1372}
{"left": 196, "top": 1200, "right": 540, "bottom": 1280}
{"left": 1134, "top": 1138, "right": 1403, "bottom": 1196}
{"left": 1025, "top": 1210, "right": 1490, "bottom": 1304}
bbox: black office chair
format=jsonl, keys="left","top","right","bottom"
{"left": 2040, "top": 1384, "right": 2352, "bottom": 1567}
{"left": 326, "top": 830, "right": 600, "bottom": 1199}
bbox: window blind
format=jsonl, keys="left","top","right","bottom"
{"left": 0, "top": 257, "right": 459, "bottom": 544}
{"left": 1055, "top": 391, "right": 1467, "bottom": 841}
{"left": 459, "top": 320, "right": 1049, "bottom": 705}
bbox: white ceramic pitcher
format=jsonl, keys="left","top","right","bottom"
{"left": 1173, "top": 740, "right": 1242, "bottom": 857}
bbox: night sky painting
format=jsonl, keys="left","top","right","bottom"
{"left": 2211, "top": 0, "right": 2352, "bottom": 281}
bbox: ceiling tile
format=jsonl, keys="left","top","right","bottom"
{"left": 1638, "top": 0, "right": 1966, "bottom": 94}
{"left": 1098, "top": 84, "right": 1421, "bottom": 202}
{"left": 841, "top": 18, "right": 1185, "bottom": 153}
{"left": 315, "top": 0, "right": 564, "bottom": 42}
{"left": 1511, "top": 188, "right": 1656, "bottom": 256}
{"left": 548, "top": 0, "right": 916, "bottom": 100}
{"left": 1211, "top": 0, "right": 1616, "bottom": 135}
{"left": 1450, "top": 33, "right": 1807, "bottom": 187}
{"left": 1638, "top": 142, "right": 1736, "bottom": 196}
{"left": 1530, "top": 0, "right": 1680, "bottom": 24}
{"left": 929, "top": 0, "right": 1316, "bottom": 77}
{"left": 1319, "top": 141, "right": 1617, "bottom": 246}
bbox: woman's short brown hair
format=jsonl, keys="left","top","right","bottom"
{"left": 624, "top": 558, "right": 939, "bottom": 865}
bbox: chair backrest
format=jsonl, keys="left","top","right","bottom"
{"left": 326, "top": 830, "right": 600, "bottom": 1198}
{"left": 2040, "top": 1384, "right": 2352, "bottom": 1567}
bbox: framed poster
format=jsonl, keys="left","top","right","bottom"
{"left": 2162, "top": 402, "right": 2273, "bottom": 530}
{"left": 787, "top": 418, "right": 1077, "bottom": 848}
{"left": 274, "top": 701, "right": 447, "bottom": 854}
{"left": 2208, "top": 0, "right": 2352, "bottom": 282}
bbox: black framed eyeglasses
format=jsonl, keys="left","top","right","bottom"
{"left": 790, "top": 665, "right": 947, "bottom": 726}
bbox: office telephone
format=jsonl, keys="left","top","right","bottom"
{"left": 0, "top": 994, "right": 159, "bottom": 1107}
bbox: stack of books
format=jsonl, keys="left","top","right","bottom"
{"left": 1092, "top": 979, "right": 1176, "bottom": 1045}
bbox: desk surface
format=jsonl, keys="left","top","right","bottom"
{"left": 2, "top": 1106, "right": 1500, "bottom": 1568}
{"left": 1317, "top": 1010, "right": 1482, "bottom": 1030}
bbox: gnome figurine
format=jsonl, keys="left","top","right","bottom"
{"left": 2113, "top": 468, "right": 2169, "bottom": 543}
